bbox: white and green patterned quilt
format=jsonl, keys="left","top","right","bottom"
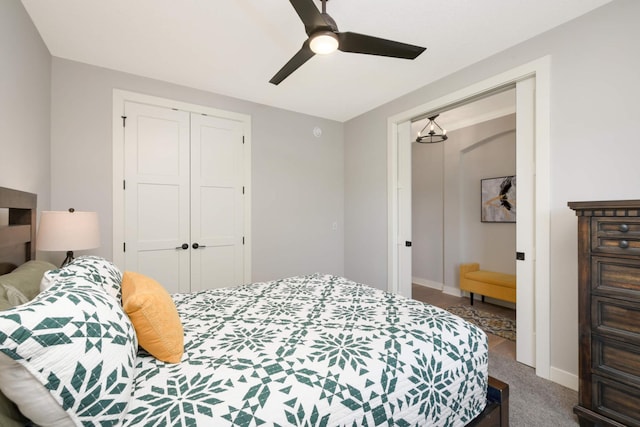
{"left": 125, "top": 274, "right": 488, "bottom": 427}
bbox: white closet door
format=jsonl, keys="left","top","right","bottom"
{"left": 516, "top": 76, "right": 536, "bottom": 367}
{"left": 123, "top": 102, "right": 190, "bottom": 293}
{"left": 397, "top": 121, "right": 412, "bottom": 298}
{"left": 190, "top": 114, "right": 245, "bottom": 291}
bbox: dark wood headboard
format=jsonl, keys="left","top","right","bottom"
{"left": 0, "top": 187, "right": 37, "bottom": 275}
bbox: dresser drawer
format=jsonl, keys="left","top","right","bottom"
{"left": 592, "top": 296, "right": 640, "bottom": 343}
{"left": 592, "top": 374, "right": 640, "bottom": 426}
{"left": 593, "top": 335, "right": 640, "bottom": 385}
{"left": 592, "top": 256, "right": 640, "bottom": 300}
{"left": 592, "top": 217, "right": 640, "bottom": 256}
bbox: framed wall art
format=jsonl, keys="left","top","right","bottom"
{"left": 481, "top": 175, "right": 516, "bottom": 223}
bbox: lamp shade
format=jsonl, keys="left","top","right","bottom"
{"left": 37, "top": 210, "right": 100, "bottom": 252}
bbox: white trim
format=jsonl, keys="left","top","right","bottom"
{"left": 412, "top": 277, "right": 461, "bottom": 297}
{"left": 441, "top": 105, "right": 516, "bottom": 133}
{"left": 112, "top": 92, "right": 125, "bottom": 268}
{"left": 112, "top": 89, "right": 252, "bottom": 283}
{"left": 515, "top": 77, "right": 536, "bottom": 367}
{"left": 242, "top": 119, "right": 252, "bottom": 285}
{"left": 387, "top": 121, "right": 400, "bottom": 294}
{"left": 397, "top": 121, "right": 412, "bottom": 298}
{"left": 442, "top": 285, "right": 463, "bottom": 298}
{"left": 550, "top": 367, "right": 579, "bottom": 392}
{"left": 412, "top": 277, "right": 444, "bottom": 290}
{"left": 415, "top": 280, "right": 516, "bottom": 308}
{"left": 387, "top": 56, "right": 552, "bottom": 380}
{"left": 533, "top": 58, "right": 552, "bottom": 381}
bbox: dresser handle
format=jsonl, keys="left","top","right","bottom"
{"left": 619, "top": 224, "right": 629, "bottom": 232}
{"left": 619, "top": 240, "right": 630, "bottom": 249}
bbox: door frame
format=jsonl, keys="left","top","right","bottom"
{"left": 387, "top": 57, "right": 552, "bottom": 381}
{"left": 112, "top": 89, "right": 252, "bottom": 284}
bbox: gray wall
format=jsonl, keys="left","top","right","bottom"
{"left": 50, "top": 58, "right": 344, "bottom": 282}
{"left": 412, "top": 115, "right": 516, "bottom": 290}
{"left": 344, "top": 0, "right": 640, "bottom": 382}
{"left": 411, "top": 141, "right": 444, "bottom": 287}
{"left": 0, "top": 1, "right": 51, "bottom": 212}
{"left": 458, "top": 115, "right": 516, "bottom": 277}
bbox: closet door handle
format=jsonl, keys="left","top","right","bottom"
{"left": 176, "top": 243, "right": 189, "bottom": 250}
{"left": 192, "top": 243, "right": 207, "bottom": 249}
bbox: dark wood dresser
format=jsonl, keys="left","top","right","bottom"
{"left": 569, "top": 200, "right": 640, "bottom": 427}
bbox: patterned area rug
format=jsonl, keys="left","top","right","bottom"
{"left": 445, "top": 305, "right": 516, "bottom": 341}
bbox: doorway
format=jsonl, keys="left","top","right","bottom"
{"left": 387, "top": 57, "right": 551, "bottom": 380}
{"left": 410, "top": 89, "right": 517, "bottom": 295}
{"left": 410, "top": 90, "right": 518, "bottom": 360}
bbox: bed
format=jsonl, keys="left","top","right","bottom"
{"left": 0, "top": 186, "right": 508, "bottom": 426}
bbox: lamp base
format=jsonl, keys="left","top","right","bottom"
{"left": 60, "top": 251, "right": 74, "bottom": 268}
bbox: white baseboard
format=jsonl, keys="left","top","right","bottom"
{"left": 413, "top": 278, "right": 462, "bottom": 297}
{"left": 412, "top": 277, "right": 443, "bottom": 290}
{"left": 550, "top": 366, "right": 578, "bottom": 391}
{"left": 443, "top": 285, "right": 462, "bottom": 297}
{"left": 412, "top": 279, "right": 517, "bottom": 307}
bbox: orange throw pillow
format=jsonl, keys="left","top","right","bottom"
{"left": 121, "top": 271, "right": 184, "bottom": 363}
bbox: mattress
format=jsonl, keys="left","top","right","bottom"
{"left": 124, "top": 274, "right": 488, "bottom": 426}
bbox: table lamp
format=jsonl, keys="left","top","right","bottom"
{"left": 37, "top": 209, "right": 100, "bottom": 267}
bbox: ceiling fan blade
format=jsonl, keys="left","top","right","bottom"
{"left": 269, "top": 41, "right": 315, "bottom": 85}
{"left": 337, "top": 32, "right": 426, "bottom": 59}
{"left": 289, "top": 0, "right": 328, "bottom": 35}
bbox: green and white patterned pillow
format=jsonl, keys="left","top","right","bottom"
{"left": 0, "top": 269, "right": 137, "bottom": 426}
{"left": 41, "top": 256, "right": 123, "bottom": 304}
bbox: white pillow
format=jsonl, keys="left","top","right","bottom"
{"left": 40, "top": 269, "right": 57, "bottom": 292}
{"left": 0, "top": 284, "right": 28, "bottom": 306}
{"left": 0, "top": 273, "right": 137, "bottom": 426}
{"left": 39, "top": 256, "right": 123, "bottom": 304}
{"left": 0, "top": 353, "right": 72, "bottom": 426}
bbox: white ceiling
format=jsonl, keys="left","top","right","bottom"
{"left": 22, "top": 0, "right": 611, "bottom": 122}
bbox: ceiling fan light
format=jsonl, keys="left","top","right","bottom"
{"left": 310, "top": 32, "right": 339, "bottom": 54}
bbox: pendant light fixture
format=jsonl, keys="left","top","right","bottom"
{"left": 416, "top": 114, "right": 448, "bottom": 143}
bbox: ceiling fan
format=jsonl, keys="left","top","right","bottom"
{"left": 270, "top": 0, "right": 426, "bottom": 85}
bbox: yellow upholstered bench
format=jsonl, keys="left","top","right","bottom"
{"left": 459, "top": 263, "right": 516, "bottom": 305}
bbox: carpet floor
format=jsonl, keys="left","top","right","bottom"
{"left": 489, "top": 352, "right": 579, "bottom": 426}
{"left": 445, "top": 305, "right": 516, "bottom": 341}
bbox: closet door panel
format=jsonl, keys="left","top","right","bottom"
{"left": 124, "top": 102, "right": 190, "bottom": 293}
{"left": 193, "top": 245, "right": 236, "bottom": 293}
{"left": 136, "top": 184, "right": 181, "bottom": 245}
{"left": 137, "top": 250, "right": 183, "bottom": 294}
{"left": 199, "top": 186, "right": 235, "bottom": 245}
{"left": 191, "top": 114, "right": 244, "bottom": 291}
{"left": 136, "top": 116, "right": 182, "bottom": 176}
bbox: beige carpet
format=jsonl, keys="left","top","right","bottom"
{"left": 489, "top": 352, "right": 579, "bottom": 426}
